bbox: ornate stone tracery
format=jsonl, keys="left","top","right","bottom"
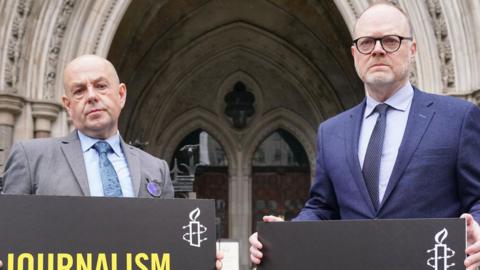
{"left": 426, "top": 0, "right": 455, "bottom": 90}
{"left": 347, "top": 0, "right": 360, "bottom": 18}
{"left": 93, "top": 0, "right": 118, "bottom": 54}
{"left": 44, "top": 0, "right": 77, "bottom": 101}
{"left": 4, "top": 0, "right": 32, "bottom": 93}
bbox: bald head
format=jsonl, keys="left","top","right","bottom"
{"left": 354, "top": 3, "right": 412, "bottom": 39}
{"left": 63, "top": 55, "right": 120, "bottom": 94}
{"left": 351, "top": 2, "right": 416, "bottom": 102}
{"left": 62, "top": 54, "right": 127, "bottom": 139}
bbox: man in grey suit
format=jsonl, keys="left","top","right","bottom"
{"left": 0, "top": 54, "right": 222, "bottom": 269}
{"left": 1, "top": 54, "right": 174, "bottom": 198}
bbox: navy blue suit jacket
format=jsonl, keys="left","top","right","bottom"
{"left": 295, "top": 87, "right": 480, "bottom": 222}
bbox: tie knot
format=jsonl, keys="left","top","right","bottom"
{"left": 93, "top": 141, "right": 113, "bottom": 154}
{"left": 375, "top": 103, "right": 389, "bottom": 116}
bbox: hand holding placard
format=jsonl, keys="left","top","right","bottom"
{"left": 249, "top": 215, "right": 284, "bottom": 265}
{"left": 216, "top": 250, "right": 224, "bottom": 269}
{"left": 462, "top": 213, "right": 480, "bottom": 270}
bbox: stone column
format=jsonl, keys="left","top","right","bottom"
{"left": 31, "top": 101, "right": 62, "bottom": 138}
{"left": 0, "top": 94, "right": 25, "bottom": 170}
{"left": 229, "top": 155, "right": 252, "bottom": 270}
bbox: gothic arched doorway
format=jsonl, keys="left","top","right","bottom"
{"left": 109, "top": 1, "right": 362, "bottom": 267}
{"left": 170, "top": 129, "right": 229, "bottom": 238}
{"left": 251, "top": 129, "right": 310, "bottom": 230}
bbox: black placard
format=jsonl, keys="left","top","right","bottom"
{"left": 0, "top": 194, "right": 216, "bottom": 270}
{"left": 258, "top": 219, "right": 465, "bottom": 270}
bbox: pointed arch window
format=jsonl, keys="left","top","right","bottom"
{"left": 171, "top": 129, "right": 229, "bottom": 237}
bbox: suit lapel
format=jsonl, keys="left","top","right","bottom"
{"left": 379, "top": 89, "right": 434, "bottom": 209}
{"left": 60, "top": 131, "right": 90, "bottom": 196}
{"left": 345, "top": 100, "right": 377, "bottom": 213}
{"left": 121, "top": 139, "right": 142, "bottom": 197}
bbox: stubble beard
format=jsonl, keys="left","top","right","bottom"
{"left": 364, "top": 62, "right": 410, "bottom": 95}
{"left": 364, "top": 71, "right": 395, "bottom": 87}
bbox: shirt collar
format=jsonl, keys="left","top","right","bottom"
{"left": 364, "top": 81, "right": 414, "bottom": 118}
{"left": 77, "top": 130, "right": 122, "bottom": 156}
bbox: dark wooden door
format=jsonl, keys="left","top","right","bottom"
{"left": 252, "top": 169, "right": 310, "bottom": 230}
{"left": 194, "top": 169, "right": 229, "bottom": 238}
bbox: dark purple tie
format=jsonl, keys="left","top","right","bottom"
{"left": 362, "top": 103, "right": 389, "bottom": 210}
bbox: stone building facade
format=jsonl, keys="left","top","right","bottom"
{"left": 1, "top": 0, "right": 479, "bottom": 268}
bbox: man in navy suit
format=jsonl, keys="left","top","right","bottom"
{"left": 250, "top": 3, "right": 480, "bottom": 269}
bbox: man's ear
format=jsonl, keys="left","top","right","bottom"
{"left": 62, "top": 95, "right": 71, "bottom": 115}
{"left": 410, "top": 39, "right": 417, "bottom": 56}
{"left": 118, "top": 83, "right": 127, "bottom": 108}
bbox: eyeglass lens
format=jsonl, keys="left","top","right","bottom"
{"left": 357, "top": 36, "right": 401, "bottom": 53}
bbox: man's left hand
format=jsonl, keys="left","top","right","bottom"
{"left": 462, "top": 213, "right": 480, "bottom": 270}
{"left": 216, "top": 250, "right": 224, "bottom": 270}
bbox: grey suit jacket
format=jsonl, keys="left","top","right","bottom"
{"left": 1, "top": 131, "right": 174, "bottom": 199}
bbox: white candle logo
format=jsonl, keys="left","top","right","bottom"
{"left": 427, "top": 228, "right": 455, "bottom": 269}
{"left": 182, "top": 207, "right": 208, "bottom": 247}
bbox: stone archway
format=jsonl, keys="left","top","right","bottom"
{"left": 1, "top": 0, "right": 480, "bottom": 269}
{"left": 108, "top": 0, "right": 361, "bottom": 260}
{"left": 108, "top": 3, "right": 361, "bottom": 268}
{"left": 0, "top": 0, "right": 478, "bottom": 152}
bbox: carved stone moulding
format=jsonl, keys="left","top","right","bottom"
{"left": 5, "top": 0, "right": 33, "bottom": 90}
{"left": 473, "top": 89, "right": 480, "bottom": 106}
{"left": 426, "top": 0, "right": 455, "bottom": 90}
{"left": 92, "top": 0, "right": 118, "bottom": 54}
{"left": 447, "top": 89, "right": 480, "bottom": 106}
{"left": 31, "top": 101, "right": 63, "bottom": 138}
{"left": 0, "top": 94, "right": 25, "bottom": 126}
{"left": 44, "top": 0, "right": 77, "bottom": 101}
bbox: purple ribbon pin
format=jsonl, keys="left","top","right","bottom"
{"left": 146, "top": 179, "right": 162, "bottom": 197}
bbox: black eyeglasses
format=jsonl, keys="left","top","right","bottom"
{"left": 353, "top": 35, "right": 413, "bottom": 54}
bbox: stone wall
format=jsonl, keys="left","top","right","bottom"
{"left": 0, "top": 1, "right": 479, "bottom": 269}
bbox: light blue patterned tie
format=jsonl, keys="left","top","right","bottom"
{"left": 93, "top": 141, "right": 123, "bottom": 197}
{"left": 362, "top": 103, "right": 389, "bottom": 210}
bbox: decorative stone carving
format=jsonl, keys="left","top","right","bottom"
{"left": 382, "top": 0, "right": 400, "bottom": 6}
{"left": 93, "top": 0, "right": 118, "bottom": 53}
{"left": 31, "top": 101, "right": 62, "bottom": 138}
{"left": 474, "top": 90, "right": 480, "bottom": 106}
{"left": 4, "top": 0, "right": 32, "bottom": 93}
{"left": 446, "top": 88, "right": 480, "bottom": 105}
{"left": 367, "top": 0, "right": 399, "bottom": 7}
{"left": 347, "top": 0, "right": 360, "bottom": 17}
{"left": 426, "top": 0, "right": 455, "bottom": 90}
{"left": 44, "top": 0, "right": 77, "bottom": 101}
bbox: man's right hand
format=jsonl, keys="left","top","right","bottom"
{"left": 249, "top": 215, "right": 284, "bottom": 265}
{"left": 0, "top": 259, "right": 3, "bottom": 268}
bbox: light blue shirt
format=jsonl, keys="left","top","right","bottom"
{"left": 78, "top": 131, "right": 134, "bottom": 197}
{"left": 358, "top": 82, "right": 414, "bottom": 203}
